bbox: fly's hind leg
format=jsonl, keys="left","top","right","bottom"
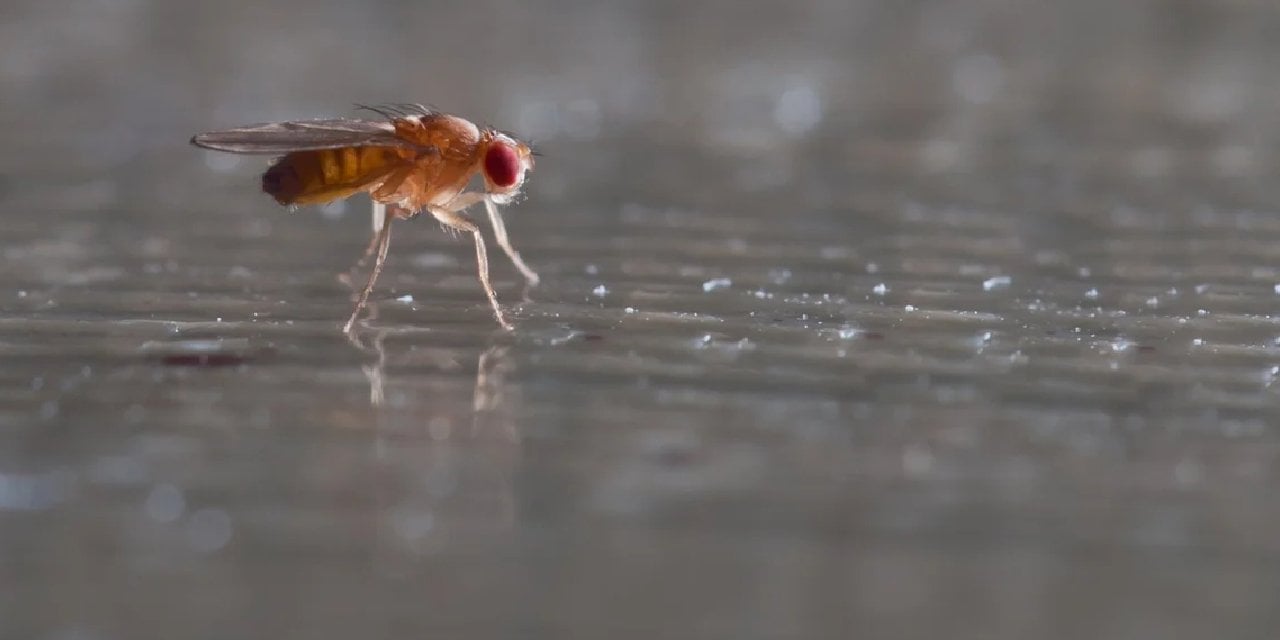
{"left": 350, "top": 166, "right": 416, "bottom": 270}
{"left": 427, "top": 206, "right": 514, "bottom": 331}
{"left": 343, "top": 206, "right": 399, "bottom": 334}
{"left": 338, "top": 200, "right": 394, "bottom": 288}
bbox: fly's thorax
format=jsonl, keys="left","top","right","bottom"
{"left": 394, "top": 113, "right": 482, "bottom": 157}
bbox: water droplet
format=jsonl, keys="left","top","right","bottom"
{"left": 982, "top": 275, "right": 1011, "bottom": 291}
{"left": 702, "top": 277, "right": 732, "bottom": 292}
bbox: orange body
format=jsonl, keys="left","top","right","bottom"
{"left": 263, "top": 114, "right": 490, "bottom": 209}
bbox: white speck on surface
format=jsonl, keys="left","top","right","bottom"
{"left": 983, "top": 276, "right": 1011, "bottom": 291}
{"left": 873, "top": 283, "right": 888, "bottom": 296}
{"left": 144, "top": 484, "right": 185, "bottom": 523}
{"left": 585, "top": 264, "right": 599, "bottom": 275}
{"left": 904, "top": 304, "right": 916, "bottom": 312}
{"left": 1085, "top": 288, "right": 1099, "bottom": 300}
{"left": 1273, "top": 284, "right": 1280, "bottom": 295}
{"left": 592, "top": 285, "right": 609, "bottom": 297}
{"left": 624, "top": 307, "right": 636, "bottom": 314}
{"left": 396, "top": 294, "right": 414, "bottom": 303}
{"left": 702, "top": 277, "right": 732, "bottom": 292}
{"left": 186, "top": 508, "right": 233, "bottom": 553}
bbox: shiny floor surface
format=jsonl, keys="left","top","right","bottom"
{"left": 4, "top": 1, "right": 1280, "bottom": 638}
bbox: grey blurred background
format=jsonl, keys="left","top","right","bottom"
{"left": 4, "top": 1, "right": 1280, "bottom": 638}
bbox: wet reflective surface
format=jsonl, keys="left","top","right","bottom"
{"left": 5, "top": 1, "right": 1280, "bottom": 638}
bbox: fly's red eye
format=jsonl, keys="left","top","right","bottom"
{"left": 484, "top": 143, "right": 521, "bottom": 188}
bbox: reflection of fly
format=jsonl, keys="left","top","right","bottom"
{"left": 191, "top": 104, "right": 540, "bottom": 332}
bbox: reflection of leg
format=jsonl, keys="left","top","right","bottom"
{"left": 428, "top": 206, "right": 513, "bottom": 331}
{"left": 484, "top": 197, "right": 540, "bottom": 286}
{"left": 344, "top": 215, "right": 394, "bottom": 333}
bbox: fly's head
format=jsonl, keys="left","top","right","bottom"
{"left": 481, "top": 132, "right": 535, "bottom": 204}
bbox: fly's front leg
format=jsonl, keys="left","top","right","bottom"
{"left": 442, "top": 191, "right": 540, "bottom": 286}
{"left": 427, "top": 205, "right": 513, "bottom": 331}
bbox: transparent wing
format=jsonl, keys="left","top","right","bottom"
{"left": 190, "top": 118, "right": 430, "bottom": 154}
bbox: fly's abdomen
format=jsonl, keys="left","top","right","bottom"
{"left": 262, "top": 147, "right": 404, "bottom": 205}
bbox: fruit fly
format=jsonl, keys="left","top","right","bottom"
{"left": 191, "top": 104, "right": 539, "bottom": 332}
